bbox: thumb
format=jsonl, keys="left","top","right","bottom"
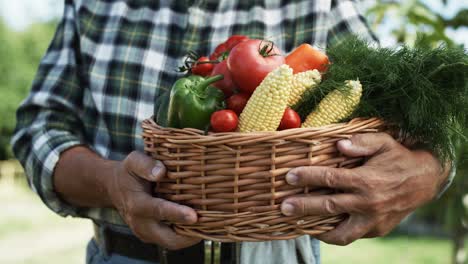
{"left": 124, "top": 151, "right": 167, "bottom": 182}
{"left": 337, "top": 133, "right": 395, "bottom": 157}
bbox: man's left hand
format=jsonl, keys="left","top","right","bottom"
{"left": 281, "top": 133, "right": 450, "bottom": 246}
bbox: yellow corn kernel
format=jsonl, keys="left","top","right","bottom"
{"left": 239, "top": 65, "right": 293, "bottom": 132}
{"left": 302, "top": 80, "right": 362, "bottom": 128}
{"left": 288, "top": 69, "right": 321, "bottom": 107}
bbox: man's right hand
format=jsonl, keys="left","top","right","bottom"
{"left": 104, "top": 151, "right": 201, "bottom": 250}
{"left": 55, "top": 147, "right": 200, "bottom": 250}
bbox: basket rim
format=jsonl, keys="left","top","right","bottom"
{"left": 142, "top": 117, "right": 385, "bottom": 139}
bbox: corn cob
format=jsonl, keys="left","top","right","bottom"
{"left": 302, "top": 80, "right": 362, "bottom": 128}
{"left": 239, "top": 65, "right": 293, "bottom": 132}
{"left": 288, "top": 69, "right": 321, "bottom": 107}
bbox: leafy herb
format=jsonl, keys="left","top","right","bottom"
{"left": 293, "top": 36, "right": 468, "bottom": 161}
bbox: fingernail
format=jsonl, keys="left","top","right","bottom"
{"left": 339, "top": 139, "right": 352, "bottom": 148}
{"left": 286, "top": 173, "right": 298, "bottom": 185}
{"left": 151, "top": 166, "right": 161, "bottom": 179}
{"left": 281, "top": 203, "right": 295, "bottom": 216}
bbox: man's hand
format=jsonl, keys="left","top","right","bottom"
{"left": 280, "top": 133, "right": 450, "bottom": 246}
{"left": 55, "top": 147, "right": 200, "bottom": 250}
{"left": 105, "top": 151, "right": 201, "bottom": 250}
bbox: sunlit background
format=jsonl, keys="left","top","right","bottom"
{"left": 0, "top": 0, "right": 467, "bottom": 263}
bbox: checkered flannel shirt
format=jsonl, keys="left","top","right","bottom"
{"left": 12, "top": 0, "right": 378, "bottom": 225}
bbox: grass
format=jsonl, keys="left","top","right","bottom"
{"left": 0, "top": 177, "right": 92, "bottom": 264}
{"left": 0, "top": 175, "right": 462, "bottom": 264}
{"left": 322, "top": 237, "right": 452, "bottom": 264}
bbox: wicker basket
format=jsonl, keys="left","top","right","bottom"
{"left": 142, "top": 117, "right": 385, "bottom": 242}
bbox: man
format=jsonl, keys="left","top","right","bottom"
{"left": 12, "top": 0, "right": 453, "bottom": 263}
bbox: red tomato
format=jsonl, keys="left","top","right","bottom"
{"left": 226, "top": 93, "right": 250, "bottom": 115}
{"left": 210, "top": 60, "right": 236, "bottom": 97}
{"left": 227, "top": 39, "right": 285, "bottom": 94}
{"left": 210, "top": 110, "right": 239, "bottom": 132}
{"left": 225, "top": 35, "right": 249, "bottom": 50}
{"left": 210, "top": 35, "right": 249, "bottom": 61}
{"left": 191, "top": 56, "right": 214, "bottom": 76}
{"left": 210, "top": 43, "right": 228, "bottom": 61}
{"left": 278, "top": 108, "right": 301, "bottom": 130}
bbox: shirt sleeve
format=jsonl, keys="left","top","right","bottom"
{"left": 327, "top": 0, "right": 379, "bottom": 46}
{"left": 11, "top": 0, "right": 86, "bottom": 218}
{"left": 436, "top": 142, "right": 458, "bottom": 199}
{"left": 437, "top": 163, "right": 456, "bottom": 199}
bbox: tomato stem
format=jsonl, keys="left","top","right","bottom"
{"left": 196, "top": 60, "right": 220, "bottom": 65}
{"left": 176, "top": 50, "right": 219, "bottom": 73}
{"left": 258, "top": 40, "right": 280, "bottom": 58}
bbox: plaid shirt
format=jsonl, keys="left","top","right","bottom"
{"left": 12, "top": 0, "right": 377, "bottom": 226}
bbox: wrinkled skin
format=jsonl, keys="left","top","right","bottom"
{"left": 106, "top": 151, "right": 201, "bottom": 250}
{"left": 281, "top": 133, "right": 449, "bottom": 246}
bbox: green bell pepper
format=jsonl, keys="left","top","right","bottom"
{"left": 153, "top": 90, "right": 170, "bottom": 127}
{"left": 167, "top": 74, "right": 225, "bottom": 130}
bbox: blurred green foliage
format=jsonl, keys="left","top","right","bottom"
{"left": 0, "top": 19, "right": 57, "bottom": 159}
{"left": 366, "top": 2, "right": 468, "bottom": 263}
{"left": 367, "top": 0, "right": 468, "bottom": 47}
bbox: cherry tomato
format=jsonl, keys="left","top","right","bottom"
{"left": 210, "top": 43, "right": 228, "bottom": 61}
{"left": 191, "top": 56, "right": 214, "bottom": 76}
{"left": 210, "top": 35, "right": 249, "bottom": 61}
{"left": 278, "top": 108, "right": 301, "bottom": 130}
{"left": 227, "top": 39, "right": 285, "bottom": 94}
{"left": 210, "top": 110, "right": 239, "bottom": 132}
{"left": 210, "top": 60, "right": 236, "bottom": 97}
{"left": 226, "top": 93, "right": 250, "bottom": 115}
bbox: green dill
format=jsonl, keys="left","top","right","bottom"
{"left": 293, "top": 36, "right": 468, "bottom": 161}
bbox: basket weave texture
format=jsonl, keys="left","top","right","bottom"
{"left": 142, "top": 117, "right": 385, "bottom": 242}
